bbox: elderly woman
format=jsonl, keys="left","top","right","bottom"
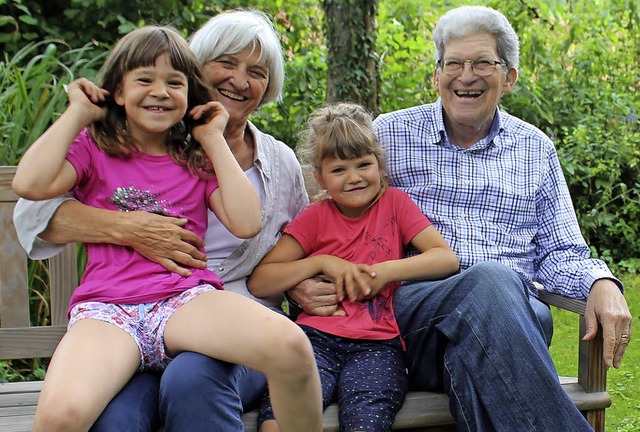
{"left": 14, "top": 10, "right": 309, "bottom": 432}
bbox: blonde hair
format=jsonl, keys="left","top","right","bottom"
{"left": 90, "top": 26, "right": 214, "bottom": 176}
{"left": 297, "top": 103, "right": 388, "bottom": 202}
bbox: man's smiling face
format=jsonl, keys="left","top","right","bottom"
{"left": 433, "top": 31, "right": 517, "bottom": 138}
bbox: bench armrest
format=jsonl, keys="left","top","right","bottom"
{"left": 537, "top": 289, "right": 586, "bottom": 316}
{"left": 537, "top": 289, "right": 607, "bottom": 395}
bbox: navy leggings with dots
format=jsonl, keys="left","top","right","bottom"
{"left": 258, "top": 325, "right": 408, "bottom": 431}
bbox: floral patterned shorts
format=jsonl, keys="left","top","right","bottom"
{"left": 68, "top": 284, "right": 217, "bottom": 371}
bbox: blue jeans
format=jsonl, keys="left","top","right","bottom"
{"left": 91, "top": 352, "right": 266, "bottom": 431}
{"left": 90, "top": 372, "right": 160, "bottom": 432}
{"left": 394, "top": 261, "right": 592, "bottom": 431}
{"left": 160, "top": 352, "right": 266, "bottom": 431}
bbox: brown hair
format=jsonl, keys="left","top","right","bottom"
{"left": 297, "top": 102, "right": 388, "bottom": 202}
{"left": 89, "top": 25, "right": 214, "bottom": 176}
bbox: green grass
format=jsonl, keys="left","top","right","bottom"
{"left": 550, "top": 274, "right": 640, "bottom": 431}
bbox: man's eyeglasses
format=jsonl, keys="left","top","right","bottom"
{"left": 437, "top": 59, "right": 506, "bottom": 76}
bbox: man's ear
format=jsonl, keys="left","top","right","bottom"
{"left": 432, "top": 69, "right": 440, "bottom": 91}
{"left": 502, "top": 67, "right": 518, "bottom": 94}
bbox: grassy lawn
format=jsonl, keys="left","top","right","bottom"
{"left": 550, "top": 274, "right": 640, "bottom": 431}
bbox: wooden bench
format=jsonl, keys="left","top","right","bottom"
{"left": 0, "top": 165, "right": 611, "bottom": 431}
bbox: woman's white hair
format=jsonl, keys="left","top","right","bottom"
{"left": 189, "top": 9, "right": 285, "bottom": 105}
{"left": 433, "top": 6, "right": 520, "bottom": 70}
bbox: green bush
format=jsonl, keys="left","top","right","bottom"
{"left": 1, "top": 0, "right": 639, "bottom": 265}
{"left": 0, "top": 40, "right": 107, "bottom": 165}
{"left": 372, "top": 0, "right": 640, "bottom": 268}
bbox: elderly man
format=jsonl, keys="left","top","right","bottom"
{"left": 290, "top": 5, "right": 632, "bottom": 431}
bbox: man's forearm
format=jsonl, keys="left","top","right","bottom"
{"left": 41, "top": 199, "right": 127, "bottom": 245}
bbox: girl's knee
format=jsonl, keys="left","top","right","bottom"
{"left": 269, "top": 322, "right": 315, "bottom": 375}
{"left": 34, "top": 399, "right": 92, "bottom": 432}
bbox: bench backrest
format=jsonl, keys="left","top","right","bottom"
{"left": 0, "top": 166, "right": 77, "bottom": 360}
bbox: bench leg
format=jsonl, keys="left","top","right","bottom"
{"left": 585, "top": 409, "right": 605, "bottom": 432}
{"left": 578, "top": 318, "right": 607, "bottom": 432}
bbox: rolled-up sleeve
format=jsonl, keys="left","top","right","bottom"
{"left": 13, "top": 195, "right": 75, "bottom": 259}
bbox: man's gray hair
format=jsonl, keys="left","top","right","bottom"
{"left": 433, "top": 6, "right": 520, "bottom": 70}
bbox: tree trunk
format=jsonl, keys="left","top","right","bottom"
{"left": 322, "top": 0, "right": 380, "bottom": 115}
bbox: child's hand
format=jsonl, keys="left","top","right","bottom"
{"left": 357, "top": 265, "right": 389, "bottom": 300}
{"left": 190, "top": 101, "right": 230, "bottom": 144}
{"left": 65, "top": 78, "right": 109, "bottom": 124}
{"left": 321, "top": 256, "right": 375, "bottom": 303}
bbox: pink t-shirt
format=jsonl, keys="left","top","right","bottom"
{"left": 288, "top": 187, "right": 431, "bottom": 341}
{"left": 65, "top": 129, "right": 222, "bottom": 313}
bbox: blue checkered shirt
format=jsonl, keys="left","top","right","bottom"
{"left": 373, "top": 99, "right": 618, "bottom": 299}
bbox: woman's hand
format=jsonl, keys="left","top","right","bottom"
{"left": 120, "top": 211, "right": 208, "bottom": 277}
{"left": 289, "top": 277, "right": 341, "bottom": 316}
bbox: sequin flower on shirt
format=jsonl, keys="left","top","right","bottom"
{"left": 108, "top": 186, "right": 174, "bottom": 216}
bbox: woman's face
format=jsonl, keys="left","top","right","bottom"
{"left": 202, "top": 46, "right": 269, "bottom": 127}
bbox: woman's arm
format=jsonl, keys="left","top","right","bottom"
{"left": 31, "top": 199, "right": 207, "bottom": 277}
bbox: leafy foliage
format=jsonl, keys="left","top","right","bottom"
{"left": 373, "top": 0, "right": 640, "bottom": 270}
{"left": 0, "top": 40, "right": 107, "bottom": 164}
{"left": 1, "top": 0, "right": 638, "bottom": 266}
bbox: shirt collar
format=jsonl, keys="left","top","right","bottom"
{"left": 246, "top": 121, "right": 270, "bottom": 180}
{"left": 436, "top": 99, "right": 504, "bottom": 150}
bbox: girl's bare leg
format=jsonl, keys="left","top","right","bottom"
{"left": 164, "top": 290, "right": 323, "bottom": 432}
{"left": 33, "top": 319, "right": 141, "bottom": 432}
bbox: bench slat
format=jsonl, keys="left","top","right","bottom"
{"left": 0, "top": 417, "right": 36, "bottom": 432}
{"left": 0, "top": 202, "right": 30, "bottom": 329}
{"left": 0, "top": 326, "right": 66, "bottom": 359}
{"left": 0, "top": 165, "right": 611, "bottom": 432}
{"left": 0, "top": 380, "right": 609, "bottom": 432}
{"left": 0, "top": 167, "right": 18, "bottom": 201}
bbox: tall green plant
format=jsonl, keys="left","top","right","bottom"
{"left": 0, "top": 40, "right": 107, "bottom": 165}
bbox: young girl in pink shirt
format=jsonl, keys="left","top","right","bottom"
{"left": 13, "top": 25, "right": 321, "bottom": 432}
{"left": 248, "top": 103, "right": 459, "bottom": 431}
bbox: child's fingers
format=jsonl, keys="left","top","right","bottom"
{"left": 350, "top": 270, "right": 372, "bottom": 300}
{"left": 190, "top": 101, "right": 229, "bottom": 121}
{"left": 356, "top": 263, "right": 376, "bottom": 278}
{"left": 335, "top": 278, "right": 345, "bottom": 303}
{"left": 68, "top": 78, "right": 109, "bottom": 105}
{"left": 343, "top": 275, "right": 357, "bottom": 302}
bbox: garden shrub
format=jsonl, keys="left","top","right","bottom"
{"left": 1, "top": 0, "right": 639, "bottom": 267}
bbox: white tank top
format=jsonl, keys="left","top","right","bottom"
{"left": 204, "top": 165, "right": 264, "bottom": 268}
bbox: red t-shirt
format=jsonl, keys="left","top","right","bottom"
{"left": 287, "top": 187, "right": 431, "bottom": 341}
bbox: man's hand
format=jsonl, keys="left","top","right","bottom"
{"left": 288, "top": 277, "right": 343, "bottom": 316}
{"left": 118, "top": 211, "right": 207, "bottom": 277}
{"left": 583, "top": 279, "right": 632, "bottom": 369}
